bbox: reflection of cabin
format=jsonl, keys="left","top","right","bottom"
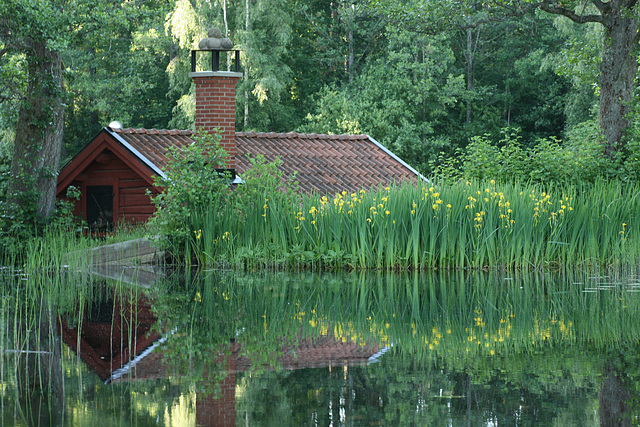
{"left": 109, "top": 333, "right": 385, "bottom": 427}
{"left": 58, "top": 286, "right": 161, "bottom": 382}
{"left": 57, "top": 61, "right": 423, "bottom": 231}
{"left": 60, "top": 290, "right": 387, "bottom": 426}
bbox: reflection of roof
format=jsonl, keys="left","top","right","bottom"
{"left": 240, "top": 335, "right": 380, "bottom": 371}
{"left": 109, "top": 336, "right": 382, "bottom": 383}
{"left": 107, "top": 127, "right": 423, "bottom": 195}
{"left": 58, "top": 293, "right": 161, "bottom": 382}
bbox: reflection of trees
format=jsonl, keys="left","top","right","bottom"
{"left": 598, "top": 349, "right": 640, "bottom": 427}
{"left": 600, "top": 362, "right": 631, "bottom": 427}
{"left": 234, "top": 349, "right": 603, "bottom": 424}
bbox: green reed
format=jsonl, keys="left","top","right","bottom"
{"left": 183, "top": 178, "right": 640, "bottom": 270}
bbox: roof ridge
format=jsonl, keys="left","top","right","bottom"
{"left": 109, "top": 127, "right": 195, "bottom": 135}
{"left": 234, "top": 131, "right": 367, "bottom": 139}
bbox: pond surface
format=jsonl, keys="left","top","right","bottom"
{"left": 2, "top": 268, "right": 640, "bottom": 426}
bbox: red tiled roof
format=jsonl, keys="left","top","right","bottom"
{"left": 108, "top": 127, "right": 422, "bottom": 195}
{"left": 109, "top": 127, "right": 194, "bottom": 174}
{"left": 236, "top": 131, "right": 421, "bottom": 194}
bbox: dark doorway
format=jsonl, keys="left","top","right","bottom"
{"left": 87, "top": 185, "right": 114, "bottom": 232}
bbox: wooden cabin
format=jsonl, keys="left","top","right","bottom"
{"left": 57, "top": 55, "right": 424, "bottom": 232}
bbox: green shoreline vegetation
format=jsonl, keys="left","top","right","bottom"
{"left": 4, "top": 132, "right": 640, "bottom": 272}
{"left": 142, "top": 133, "right": 640, "bottom": 271}
{"left": 176, "top": 178, "right": 639, "bottom": 270}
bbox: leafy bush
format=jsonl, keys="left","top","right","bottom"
{"left": 0, "top": 177, "right": 82, "bottom": 260}
{"left": 148, "top": 130, "right": 231, "bottom": 257}
{"left": 149, "top": 131, "right": 302, "bottom": 265}
{"left": 431, "top": 127, "right": 640, "bottom": 186}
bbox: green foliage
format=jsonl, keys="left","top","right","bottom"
{"left": 185, "top": 154, "right": 302, "bottom": 267}
{"left": 148, "top": 130, "right": 231, "bottom": 258}
{"left": 0, "top": 173, "right": 83, "bottom": 260}
{"left": 233, "top": 154, "right": 300, "bottom": 211}
{"left": 431, "top": 127, "right": 640, "bottom": 186}
{"left": 62, "top": 4, "right": 174, "bottom": 160}
{"left": 301, "top": 28, "right": 463, "bottom": 172}
{"left": 148, "top": 129, "right": 301, "bottom": 266}
{"left": 156, "top": 168, "right": 640, "bottom": 270}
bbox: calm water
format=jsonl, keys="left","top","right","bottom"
{"left": 2, "top": 268, "right": 640, "bottom": 426}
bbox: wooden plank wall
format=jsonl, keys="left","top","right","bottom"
{"left": 61, "top": 149, "right": 160, "bottom": 226}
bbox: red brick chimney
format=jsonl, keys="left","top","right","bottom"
{"left": 191, "top": 72, "right": 241, "bottom": 169}
{"left": 190, "top": 28, "right": 241, "bottom": 171}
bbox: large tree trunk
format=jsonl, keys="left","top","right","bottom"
{"left": 244, "top": 0, "right": 250, "bottom": 128}
{"left": 7, "top": 39, "right": 64, "bottom": 220}
{"left": 598, "top": 5, "right": 639, "bottom": 155}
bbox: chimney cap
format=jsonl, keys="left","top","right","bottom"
{"left": 198, "top": 27, "right": 233, "bottom": 51}
{"left": 191, "top": 48, "right": 241, "bottom": 73}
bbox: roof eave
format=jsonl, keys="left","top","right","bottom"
{"left": 365, "top": 135, "right": 429, "bottom": 183}
{"left": 105, "top": 127, "right": 167, "bottom": 180}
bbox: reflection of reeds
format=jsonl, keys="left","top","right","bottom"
{"left": 1, "top": 273, "right": 65, "bottom": 425}
{"left": 156, "top": 269, "right": 640, "bottom": 374}
{"left": 181, "top": 178, "right": 640, "bottom": 270}
{"left": 1, "top": 267, "right": 176, "bottom": 424}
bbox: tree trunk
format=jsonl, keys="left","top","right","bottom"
{"left": 224, "top": 0, "right": 231, "bottom": 71}
{"left": 347, "top": 4, "right": 354, "bottom": 84}
{"left": 598, "top": 6, "right": 639, "bottom": 154}
{"left": 7, "top": 40, "right": 64, "bottom": 220}
{"left": 464, "top": 27, "right": 475, "bottom": 125}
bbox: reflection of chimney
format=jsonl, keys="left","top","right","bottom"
{"left": 196, "top": 342, "right": 239, "bottom": 427}
{"left": 190, "top": 28, "right": 242, "bottom": 171}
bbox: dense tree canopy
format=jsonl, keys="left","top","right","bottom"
{"left": 1, "top": 0, "right": 638, "bottom": 222}
{"left": 371, "top": 0, "right": 640, "bottom": 154}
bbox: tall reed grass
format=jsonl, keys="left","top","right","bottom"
{"left": 181, "top": 178, "right": 640, "bottom": 270}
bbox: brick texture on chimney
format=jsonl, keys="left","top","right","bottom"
{"left": 192, "top": 72, "right": 242, "bottom": 170}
